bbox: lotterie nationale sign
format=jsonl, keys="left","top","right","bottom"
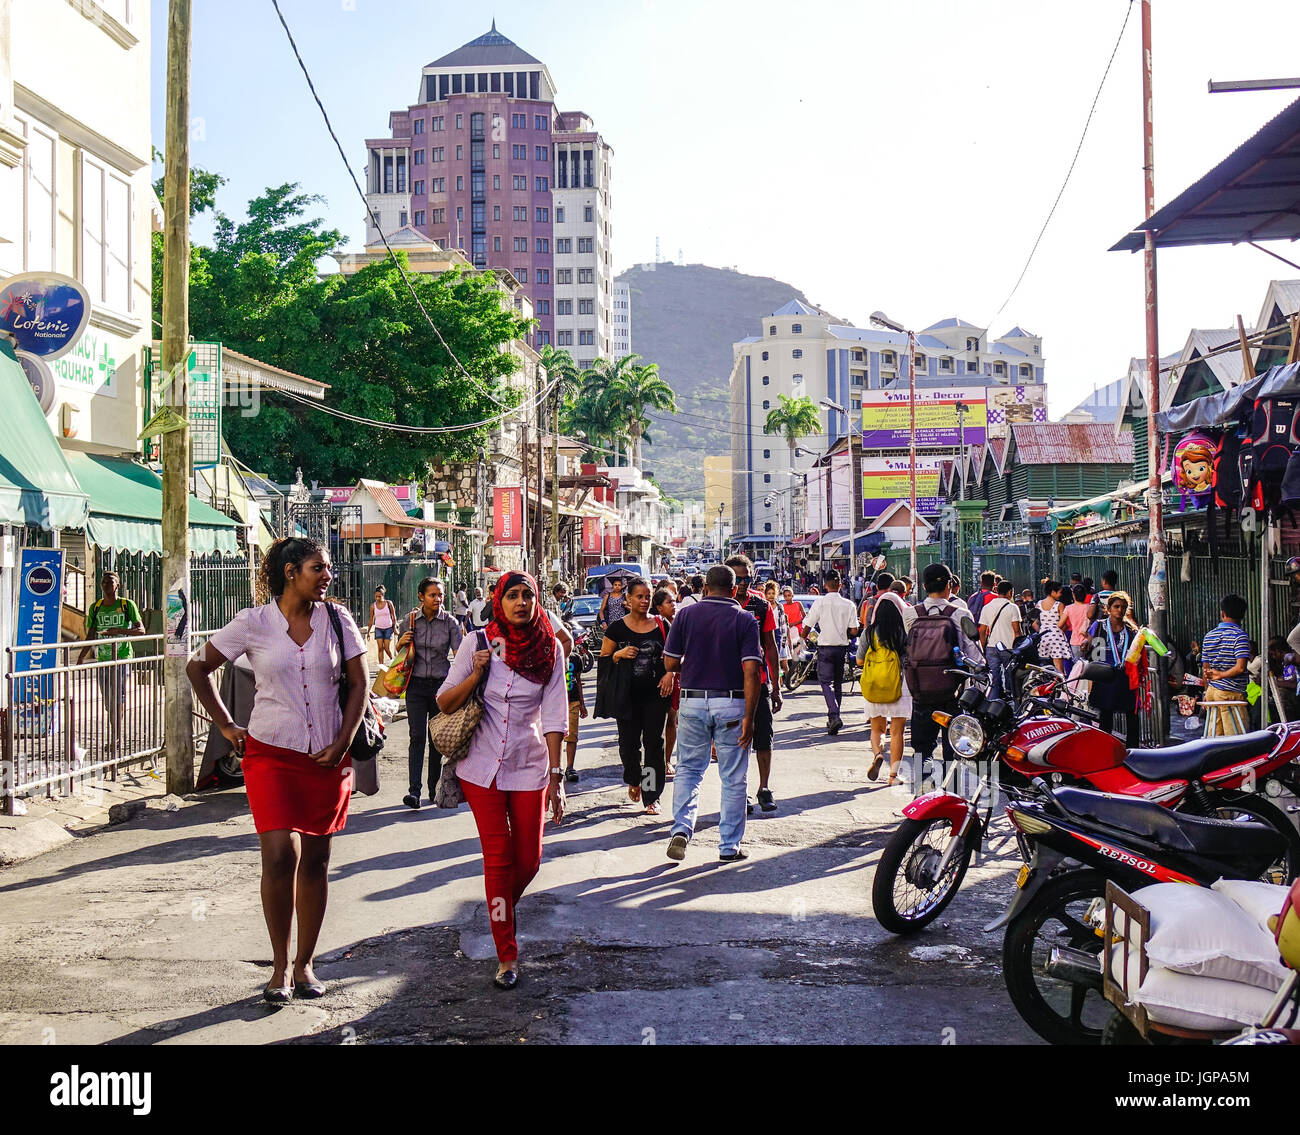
{"left": 0, "top": 272, "right": 92, "bottom": 360}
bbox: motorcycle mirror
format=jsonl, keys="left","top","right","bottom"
{"left": 1081, "top": 662, "right": 1115, "bottom": 682}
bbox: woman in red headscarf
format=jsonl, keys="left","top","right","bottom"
{"left": 437, "top": 571, "right": 570, "bottom": 990}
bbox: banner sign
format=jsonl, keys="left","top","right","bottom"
{"left": 13, "top": 548, "right": 64, "bottom": 701}
{"left": 493, "top": 486, "right": 521, "bottom": 546}
{"left": 830, "top": 453, "right": 853, "bottom": 528}
{"left": 806, "top": 463, "right": 827, "bottom": 531}
{"left": 0, "top": 272, "right": 91, "bottom": 360}
{"left": 604, "top": 523, "right": 622, "bottom": 556}
{"left": 862, "top": 456, "right": 948, "bottom": 518}
{"left": 582, "top": 516, "right": 603, "bottom": 554}
{"left": 986, "top": 384, "right": 1048, "bottom": 438}
{"left": 188, "top": 342, "right": 223, "bottom": 466}
{"left": 860, "top": 386, "right": 986, "bottom": 448}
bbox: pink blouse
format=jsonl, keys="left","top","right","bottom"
{"left": 439, "top": 635, "right": 569, "bottom": 791}
{"left": 208, "top": 601, "right": 367, "bottom": 754}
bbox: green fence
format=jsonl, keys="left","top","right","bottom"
{"left": 95, "top": 550, "right": 254, "bottom": 633}
{"left": 971, "top": 549, "right": 1033, "bottom": 589}
{"left": 881, "top": 543, "right": 943, "bottom": 583}
{"left": 351, "top": 557, "right": 452, "bottom": 623}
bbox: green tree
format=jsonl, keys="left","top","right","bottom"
{"left": 764, "top": 393, "right": 822, "bottom": 534}
{"left": 151, "top": 177, "right": 530, "bottom": 483}
{"left": 602, "top": 355, "right": 677, "bottom": 468}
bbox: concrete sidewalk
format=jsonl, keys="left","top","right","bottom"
{"left": 0, "top": 682, "right": 1040, "bottom": 1045}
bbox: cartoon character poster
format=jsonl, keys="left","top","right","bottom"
{"left": 1172, "top": 432, "right": 1217, "bottom": 509}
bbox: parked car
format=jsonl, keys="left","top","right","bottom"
{"left": 567, "top": 592, "right": 602, "bottom": 630}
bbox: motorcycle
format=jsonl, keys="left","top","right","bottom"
{"left": 782, "top": 627, "right": 857, "bottom": 692}
{"left": 870, "top": 634, "right": 1300, "bottom": 934}
{"left": 567, "top": 622, "right": 596, "bottom": 674}
{"left": 998, "top": 780, "right": 1294, "bottom": 1046}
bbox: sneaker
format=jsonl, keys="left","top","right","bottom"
{"left": 828, "top": 718, "right": 843, "bottom": 736}
{"left": 403, "top": 794, "right": 421, "bottom": 810}
{"left": 666, "top": 833, "right": 689, "bottom": 861}
{"left": 719, "top": 849, "right": 749, "bottom": 862}
{"left": 757, "top": 787, "right": 777, "bottom": 813}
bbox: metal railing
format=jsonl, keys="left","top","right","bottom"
{"left": 3, "top": 632, "right": 223, "bottom": 815}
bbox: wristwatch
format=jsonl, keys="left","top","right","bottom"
{"left": 549, "top": 767, "right": 564, "bottom": 776}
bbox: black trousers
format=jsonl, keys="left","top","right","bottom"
{"left": 1095, "top": 684, "right": 1140, "bottom": 749}
{"left": 817, "top": 645, "right": 848, "bottom": 720}
{"left": 910, "top": 698, "right": 957, "bottom": 762}
{"left": 406, "top": 675, "right": 445, "bottom": 797}
{"left": 617, "top": 693, "right": 669, "bottom": 806}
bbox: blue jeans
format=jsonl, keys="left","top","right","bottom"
{"left": 672, "top": 695, "right": 749, "bottom": 856}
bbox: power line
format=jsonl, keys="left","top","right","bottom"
{"left": 989, "top": 0, "right": 1135, "bottom": 322}
{"left": 269, "top": 0, "right": 512, "bottom": 410}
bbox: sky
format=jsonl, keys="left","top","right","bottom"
{"left": 152, "top": 0, "right": 1300, "bottom": 417}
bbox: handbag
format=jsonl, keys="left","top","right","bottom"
{"left": 325, "top": 601, "right": 386, "bottom": 763}
{"left": 352, "top": 755, "right": 380, "bottom": 796}
{"left": 428, "top": 631, "right": 489, "bottom": 763}
{"left": 432, "top": 757, "right": 465, "bottom": 808}
{"left": 379, "top": 612, "right": 416, "bottom": 697}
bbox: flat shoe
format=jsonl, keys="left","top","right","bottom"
{"left": 666, "top": 833, "right": 688, "bottom": 861}
{"left": 293, "top": 977, "right": 326, "bottom": 999}
{"left": 263, "top": 980, "right": 293, "bottom": 1004}
{"left": 564, "top": 768, "right": 578, "bottom": 783}
{"left": 719, "top": 849, "right": 749, "bottom": 862}
{"left": 868, "top": 755, "right": 884, "bottom": 781}
{"left": 493, "top": 968, "right": 518, "bottom": 990}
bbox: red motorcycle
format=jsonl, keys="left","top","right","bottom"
{"left": 870, "top": 639, "right": 1300, "bottom": 934}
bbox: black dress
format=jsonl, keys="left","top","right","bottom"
{"left": 603, "top": 617, "right": 670, "bottom": 805}
{"left": 1088, "top": 622, "right": 1139, "bottom": 747}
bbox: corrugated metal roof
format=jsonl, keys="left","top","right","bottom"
{"left": 1010, "top": 423, "right": 1134, "bottom": 465}
{"left": 986, "top": 436, "right": 1010, "bottom": 474}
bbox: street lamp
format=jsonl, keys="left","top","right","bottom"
{"left": 716, "top": 501, "right": 725, "bottom": 558}
{"left": 870, "top": 311, "right": 917, "bottom": 581}
{"left": 819, "top": 397, "right": 861, "bottom": 580}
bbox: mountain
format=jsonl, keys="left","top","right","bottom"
{"left": 615, "top": 263, "right": 828, "bottom": 499}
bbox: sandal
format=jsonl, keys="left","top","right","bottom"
{"left": 628, "top": 785, "right": 641, "bottom": 803}
{"left": 867, "top": 754, "right": 884, "bottom": 781}
{"left": 564, "top": 768, "right": 578, "bottom": 784}
{"left": 644, "top": 801, "right": 661, "bottom": 816}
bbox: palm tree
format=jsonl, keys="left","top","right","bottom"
{"left": 568, "top": 355, "right": 635, "bottom": 464}
{"left": 539, "top": 345, "right": 582, "bottom": 571}
{"left": 764, "top": 393, "right": 822, "bottom": 539}
{"left": 604, "top": 356, "right": 677, "bottom": 469}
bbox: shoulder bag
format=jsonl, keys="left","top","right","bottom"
{"left": 325, "top": 602, "right": 386, "bottom": 763}
{"left": 428, "top": 630, "right": 489, "bottom": 763}
{"left": 379, "top": 612, "right": 416, "bottom": 697}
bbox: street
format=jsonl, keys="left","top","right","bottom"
{"left": 0, "top": 682, "right": 1039, "bottom": 1045}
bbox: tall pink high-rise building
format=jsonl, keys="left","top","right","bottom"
{"left": 365, "top": 23, "right": 613, "bottom": 349}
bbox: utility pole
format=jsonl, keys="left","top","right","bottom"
{"left": 550, "top": 381, "right": 561, "bottom": 582}
{"left": 1141, "top": 0, "right": 1167, "bottom": 642}
{"left": 161, "top": 0, "right": 194, "bottom": 795}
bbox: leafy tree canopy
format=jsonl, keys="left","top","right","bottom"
{"left": 151, "top": 172, "right": 531, "bottom": 484}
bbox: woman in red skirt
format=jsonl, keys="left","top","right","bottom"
{"left": 188, "top": 537, "right": 367, "bottom": 1003}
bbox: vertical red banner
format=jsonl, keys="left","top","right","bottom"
{"left": 493, "top": 486, "right": 521, "bottom": 546}
{"left": 604, "top": 523, "right": 622, "bottom": 556}
{"left": 582, "top": 516, "right": 602, "bottom": 554}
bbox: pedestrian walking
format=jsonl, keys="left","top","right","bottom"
{"left": 1087, "top": 591, "right": 1143, "bottom": 747}
{"left": 859, "top": 585, "right": 911, "bottom": 786}
{"left": 451, "top": 588, "right": 470, "bottom": 630}
{"left": 562, "top": 631, "right": 586, "bottom": 783}
{"left": 187, "top": 537, "right": 367, "bottom": 1003}
{"left": 600, "top": 579, "right": 674, "bottom": 815}
{"left": 905, "top": 563, "right": 983, "bottom": 778}
{"left": 436, "top": 571, "right": 568, "bottom": 990}
{"left": 367, "top": 586, "right": 398, "bottom": 665}
{"left": 662, "top": 565, "right": 762, "bottom": 863}
{"left": 1063, "top": 584, "right": 1093, "bottom": 660}
{"left": 1036, "top": 580, "right": 1072, "bottom": 674}
{"left": 467, "top": 587, "right": 489, "bottom": 630}
{"left": 978, "top": 579, "right": 1022, "bottom": 699}
{"left": 654, "top": 587, "right": 680, "bottom": 776}
{"left": 1018, "top": 588, "right": 1038, "bottom": 630}
{"left": 1201, "top": 593, "right": 1253, "bottom": 736}
{"left": 726, "top": 554, "right": 783, "bottom": 811}
{"left": 397, "top": 577, "right": 463, "bottom": 809}
{"left": 599, "top": 577, "right": 628, "bottom": 628}
{"left": 804, "top": 570, "right": 860, "bottom": 735}
{"left": 968, "top": 571, "right": 997, "bottom": 621}
{"left": 78, "top": 571, "right": 145, "bottom": 755}
{"left": 677, "top": 573, "right": 705, "bottom": 612}
{"left": 764, "top": 580, "right": 791, "bottom": 681}
{"left": 1087, "top": 570, "right": 1119, "bottom": 623}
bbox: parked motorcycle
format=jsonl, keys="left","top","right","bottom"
{"left": 997, "top": 780, "right": 1293, "bottom": 1045}
{"left": 567, "top": 622, "right": 596, "bottom": 674}
{"left": 782, "top": 627, "right": 857, "bottom": 692}
{"left": 870, "top": 635, "right": 1300, "bottom": 934}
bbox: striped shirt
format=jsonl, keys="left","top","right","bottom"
{"left": 1201, "top": 620, "right": 1251, "bottom": 692}
{"left": 208, "top": 600, "right": 367, "bottom": 753}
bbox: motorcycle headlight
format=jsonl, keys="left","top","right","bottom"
{"left": 948, "top": 714, "right": 985, "bottom": 758}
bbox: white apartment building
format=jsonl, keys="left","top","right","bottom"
{"left": 612, "top": 280, "right": 631, "bottom": 358}
{"left": 551, "top": 111, "right": 613, "bottom": 369}
{"left": 0, "top": 0, "right": 153, "bottom": 459}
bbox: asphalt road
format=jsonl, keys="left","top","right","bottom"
{"left": 0, "top": 679, "right": 1041, "bottom": 1045}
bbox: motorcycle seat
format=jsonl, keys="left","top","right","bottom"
{"left": 1051, "top": 786, "right": 1286, "bottom": 859}
{"left": 1123, "top": 730, "right": 1277, "bottom": 784}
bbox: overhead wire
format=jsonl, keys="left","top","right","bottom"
{"left": 269, "top": 0, "right": 515, "bottom": 413}
{"left": 988, "top": 0, "right": 1135, "bottom": 322}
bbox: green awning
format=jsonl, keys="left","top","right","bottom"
{"left": 0, "top": 342, "right": 90, "bottom": 530}
{"left": 64, "top": 451, "right": 241, "bottom": 556}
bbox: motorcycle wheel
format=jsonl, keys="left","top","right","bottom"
{"left": 1002, "top": 868, "right": 1110, "bottom": 1046}
{"left": 783, "top": 664, "right": 805, "bottom": 693}
{"left": 1201, "top": 791, "right": 1300, "bottom": 885}
{"left": 871, "top": 817, "right": 976, "bottom": 933}
{"left": 580, "top": 649, "right": 595, "bottom": 674}
{"left": 215, "top": 753, "right": 244, "bottom": 786}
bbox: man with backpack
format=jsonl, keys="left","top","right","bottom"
{"left": 905, "top": 563, "right": 983, "bottom": 778}
{"left": 968, "top": 571, "right": 997, "bottom": 622}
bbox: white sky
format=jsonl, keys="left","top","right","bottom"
{"left": 160, "top": 0, "right": 1300, "bottom": 416}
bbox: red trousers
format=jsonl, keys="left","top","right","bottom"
{"left": 460, "top": 778, "right": 547, "bottom": 965}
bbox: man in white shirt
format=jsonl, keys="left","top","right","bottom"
{"left": 467, "top": 587, "right": 488, "bottom": 628}
{"left": 804, "top": 570, "right": 860, "bottom": 735}
{"left": 978, "top": 580, "right": 1022, "bottom": 651}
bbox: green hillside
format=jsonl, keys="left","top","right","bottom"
{"left": 616, "top": 263, "right": 826, "bottom": 499}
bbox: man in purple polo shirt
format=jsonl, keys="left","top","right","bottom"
{"left": 662, "top": 564, "right": 762, "bottom": 863}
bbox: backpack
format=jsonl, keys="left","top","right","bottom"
{"left": 968, "top": 589, "right": 990, "bottom": 621}
{"left": 903, "top": 602, "right": 961, "bottom": 702}
{"left": 860, "top": 632, "right": 903, "bottom": 704}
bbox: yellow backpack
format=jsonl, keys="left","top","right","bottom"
{"left": 860, "top": 631, "right": 902, "bottom": 703}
